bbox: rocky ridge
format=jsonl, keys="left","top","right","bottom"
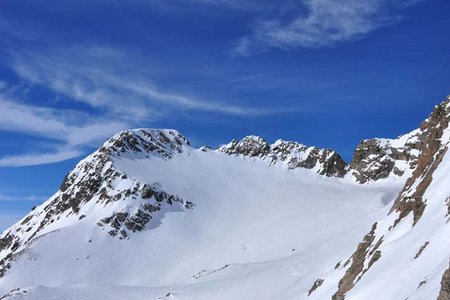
{"left": 2, "top": 96, "right": 450, "bottom": 300}
{"left": 218, "top": 136, "right": 347, "bottom": 177}
{"left": 347, "top": 98, "right": 450, "bottom": 184}
{"left": 216, "top": 128, "right": 436, "bottom": 183}
{"left": 314, "top": 97, "right": 450, "bottom": 300}
{"left": 1, "top": 106, "right": 442, "bottom": 276}
{"left": 0, "top": 129, "right": 193, "bottom": 276}
{"left": 1, "top": 128, "right": 361, "bottom": 275}
{"left": 349, "top": 129, "right": 422, "bottom": 183}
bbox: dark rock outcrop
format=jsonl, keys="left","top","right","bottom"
{"left": 349, "top": 132, "right": 421, "bottom": 184}
{"left": 331, "top": 97, "right": 450, "bottom": 299}
{"left": 350, "top": 97, "right": 450, "bottom": 184}
{"left": 414, "top": 241, "right": 430, "bottom": 259}
{"left": 390, "top": 98, "right": 450, "bottom": 226}
{"left": 0, "top": 129, "right": 193, "bottom": 277}
{"left": 332, "top": 223, "right": 379, "bottom": 300}
{"left": 103, "top": 129, "right": 189, "bottom": 159}
{"left": 308, "top": 278, "right": 324, "bottom": 296}
{"left": 438, "top": 260, "right": 450, "bottom": 300}
{"left": 97, "top": 185, "right": 192, "bottom": 239}
{"left": 218, "top": 137, "right": 347, "bottom": 177}
{"left": 218, "top": 136, "right": 270, "bottom": 157}
{"left": 218, "top": 101, "right": 450, "bottom": 182}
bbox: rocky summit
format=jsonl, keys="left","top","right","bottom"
{"left": 218, "top": 136, "right": 347, "bottom": 177}
{"left": 1, "top": 97, "right": 450, "bottom": 300}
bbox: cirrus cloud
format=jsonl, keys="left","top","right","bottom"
{"left": 233, "top": 0, "right": 424, "bottom": 56}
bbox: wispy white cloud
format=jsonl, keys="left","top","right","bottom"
{"left": 0, "top": 193, "right": 48, "bottom": 202}
{"left": 11, "top": 47, "right": 266, "bottom": 117}
{"left": 0, "top": 94, "right": 127, "bottom": 146}
{"left": 0, "top": 44, "right": 271, "bottom": 167}
{"left": 0, "top": 90, "right": 129, "bottom": 167}
{"left": 0, "top": 0, "right": 359, "bottom": 167}
{"left": 0, "top": 148, "right": 83, "bottom": 167}
{"left": 0, "top": 97, "right": 68, "bottom": 139}
{"left": 233, "top": 0, "right": 424, "bottom": 56}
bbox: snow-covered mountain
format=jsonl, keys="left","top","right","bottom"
{"left": 1, "top": 96, "right": 450, "bottom": 300}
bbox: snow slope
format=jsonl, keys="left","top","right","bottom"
{"left": 1, "top": 96, "right": 450, "bottom": 300}
{"left": 0, "top": 131, "right": 400, "bottom": 300}
{"left": 314, "top": 97, "right": 450, "bottom": 300}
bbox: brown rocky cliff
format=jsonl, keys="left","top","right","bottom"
{"left": 331, "top": 96, "right": 450, "bottom": 299}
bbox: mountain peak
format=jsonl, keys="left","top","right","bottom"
{"left": 3, "top": 97, "right": 450, "bottom": 299}
{"left": 330, "top": 96, "right": 450, "bottom": 299}
{"left": 101, "top": 128, "right": 190, "bottom": 159}
{"left": 217, "top": 135, "right": 270, "bottom": 157}
{"left": 349, "top": 97, "right": 450, "bottom": 183}
{"left": 218, "top": 136, "right": 347, "bottom": 177}
{"left": 0, "top": 128, "right": 194, "bottom": 268}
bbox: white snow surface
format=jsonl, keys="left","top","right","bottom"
{"left": 0, "top": 135, "right": 404, "bottom": 300}
{"left": 1, "top": 123, "right": 450, "bottom": 300}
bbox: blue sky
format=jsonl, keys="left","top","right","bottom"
{"left": 0, "top": 0, "right": 449, "bottom": 230}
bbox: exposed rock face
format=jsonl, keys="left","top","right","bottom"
{"left": 350, "top": 98, "right": 450, "bottom": 184}
{"left": 0, "top": 235, "right": 13, "bottom": 253}
{"left": 219, "top": 115, "right": 450, "bottom": 181}
{"left": 438, "top": 260, "right": 450, "bottom": 300}
{"left": 0, "top": 129, "right": 193, "bottom": 277}
{"left": 218, "top": 136, "right": 270, "bottom": 157}
{"left": 332, "top": 223, "right": 380, "bottom": 300}
{"left": 97, "top": 185, "right": 192, "bottom": 239}
{"left": 308, "top": 278, "right": 324, "bottom": 296}
{"left": 414, "top": 241, "right": 430, "bottom": 259}
{"left": 218, "top": 136, "right": 347, "bottom": 177}
{"left": 0, "top": 288, "right": 27, "bottom": 299}
{"left": 349, "top": 130, "right": 422, "bottom": 183}
{"left": 219, "top": 127, "right": 429, "bottom": 181}
{"left": 390, "top": 99, "right": 450, "bottom": 226}
{"left": 330, "top": 97, "right": 450, "bottom": 299}
{"left": 102, "top": 128, "right": 190, "bottom": 159}
{"left": 271, "top": 140, "right": 347, "bottom": 177}
{"left": 2, "top": 98, "right": 450, "bottom": 298}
